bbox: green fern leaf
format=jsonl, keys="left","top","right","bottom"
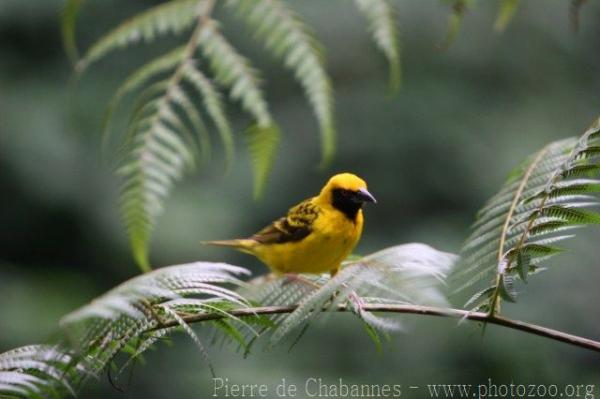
{"left": 227, "top": 0, "right": 336, "bottom": 166}
{"left": 198, "top": 20, "right": 272, "bottom": 127}
{"left": 355, "top": 0, "right": 401, "bottom": 93}
{"left": 182, "top": 62, "right": 234, "bottom": 165}
{"left": 8, "top": 244, "right": 457, "bottom": 393}
{"left": 362, "top": 322, "right": 384, "bottom": 353}
{"left": 515, "top": 252, "right": 530, "bottom": 281}
{"left": 511, "top": 243, "right": 566, "bottom": 258}
{"left": 527, "top": 180, "right": 600, "bottom": 202}
{"left": 246, "top": 124, "right": 281, "bottom": 199}
{"left": 528, "top": 220, "right": 570, "bottom": 236}
{"left": 79, "top": 0, "right": 209, "bottom": 70}
{"left": 464, "top": 285, "right": 495, "bottom": 309}
{"left": 454, "top": 119, "right": 600, "bottom": 312}
{"left": 0, "top": 345, "right": 82, "bottom": 397}
{"left": 212, "top": 319, "right": 250, "bottom": 351}
{"left": 539, "top": 205, "right": 600, "bottom": 225}
{"left": 167, "top": 84, "right": 212, "bottom": 161}
{"left": 59, "top": 262, "right": 250, "bottom": 387}
{"left": 439, "top": 0, "right": 472, "bottom": 49}
{"left": 498, "top": 274, "right": 517, "bottom": 302}
{"left": 118, "top": 82, "right": 205, "bottom": 271}
{"left": 197, "top": 20, "right": 281, "bottom": 195}
{"left": 575, "top": 145, "right": 600, "bottom": 159}
{"left": 494, "top": 0, "right": 520, "bottom": 32}
{"left": 458, "top": 140, "right": 575, "bottom": 272}
{"left": 103, "top": 47, "right": 187, "bottom": 146}
{"left": 561, "top": 164, "right": 600, "bottom": 178}
{"left": 162, "top": 306, "right": 215, "bottom": 376}
{"left": 61, "top": 0, "right": 85, "bottom": 64}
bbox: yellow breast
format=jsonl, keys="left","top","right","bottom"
{"left": 253, "top": 207, "right": 363, "bottom": 275}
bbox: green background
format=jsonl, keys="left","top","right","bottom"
{"left": 1, "top": 0, "right": 599, "bottom": 397}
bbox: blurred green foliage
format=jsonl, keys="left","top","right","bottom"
{"left": 1, "top": 0, "right": 599, "bottom": 397}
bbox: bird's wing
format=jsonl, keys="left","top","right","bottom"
{"left": 251, "top": 198, "right": 320, "bottom": 244}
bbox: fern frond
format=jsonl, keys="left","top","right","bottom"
{"left": 82, "top": 7, "right": 224, "bottom": 274}
{"left": 246, "top": 124, "right": 280, "bottom": 199}
{"left": 454, "top": 119, "right": 600, "bottom": 313}
{"left": 118, "top": 82, "right": 201, "bottom": 270}
{"left": 354, "top": 0, "right": 401, "bottom": 93}
{"left": 0, "top": 345, "right": 83, "bottom": 398}
{"left": 60, "top": 262, "right": 251, "bottom": 385}
{"left": 182, "top": 62, "right": 234, "bottom": 165}
{"left": 494, "top": 0, "right": 520, "bottom": 32}
{"left": 227, "top": 0, "right": 336, "bottom": 165}
{"left": 109, "top": 17, "right": 244, "bottom": 270}
{"left": 61, "top": 0, "right": 85, "bottom": 64}
{"left": 79, "top": 0, "right": 209, "bottom": 70}
{"left": 0, "top": 245, "right": 458, "bottom": 393}
{"left": 457, "top": 139, "right": 575, "bottom": 276}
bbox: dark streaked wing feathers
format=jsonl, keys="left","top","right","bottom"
{"left": 251, "top": 198, "right": 320, "bottom": 244}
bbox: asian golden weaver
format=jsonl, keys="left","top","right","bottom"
{"left": 202, "top": 173, "right": 376, "bottom": 277}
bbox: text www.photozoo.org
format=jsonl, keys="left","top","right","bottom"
{"left": 212, "top": 378, "right": 597, "bottom": 398}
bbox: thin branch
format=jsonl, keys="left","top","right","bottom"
{"left": 149, "top": 303, "right": 600, "bottom": 353}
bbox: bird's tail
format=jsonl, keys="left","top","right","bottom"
{"left": 201, "top": 239, "right": 256, "bottom": 254}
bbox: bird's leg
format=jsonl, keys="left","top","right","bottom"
{"left": 282, "top": 273, "right": 321, "bottom": 289}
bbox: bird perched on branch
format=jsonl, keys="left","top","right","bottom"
{"left": 202, "top": 173, "right": 376, "bottom": 277}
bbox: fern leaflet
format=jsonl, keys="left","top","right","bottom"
{"left": 78, "top": 0, "right": 209, "bottom": 70}
{"left": 494, "top": 0, "right": 520, "bottom": 32}
{"left": 197, "top": 20, "right": 280, "bottom": 197}
{"left": 228, "top": 0, "right": 335, "bottom": 166}
{"left": 61, "top": 0, "right": 85, "bottom": 64}
{"left": 355, "top": 0, "right": 401, "bottom": 92}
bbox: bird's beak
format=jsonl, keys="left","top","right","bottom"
{"left": 356, "top": 188, "right": 377, "bottom": 204}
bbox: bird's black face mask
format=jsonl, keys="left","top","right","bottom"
{"left": 331, "top": 188, "right": 376, "bottom": 221}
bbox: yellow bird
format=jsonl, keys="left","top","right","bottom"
{"left": 203, "top": 173, "right": 376, "bottom": 277}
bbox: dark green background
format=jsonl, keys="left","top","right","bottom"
{"left": 1, "top": 0, "right": 599, "bottom": 397}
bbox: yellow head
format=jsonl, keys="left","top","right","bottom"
{"left": 317, "top": 173, "right": 376, "bottom": 219}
